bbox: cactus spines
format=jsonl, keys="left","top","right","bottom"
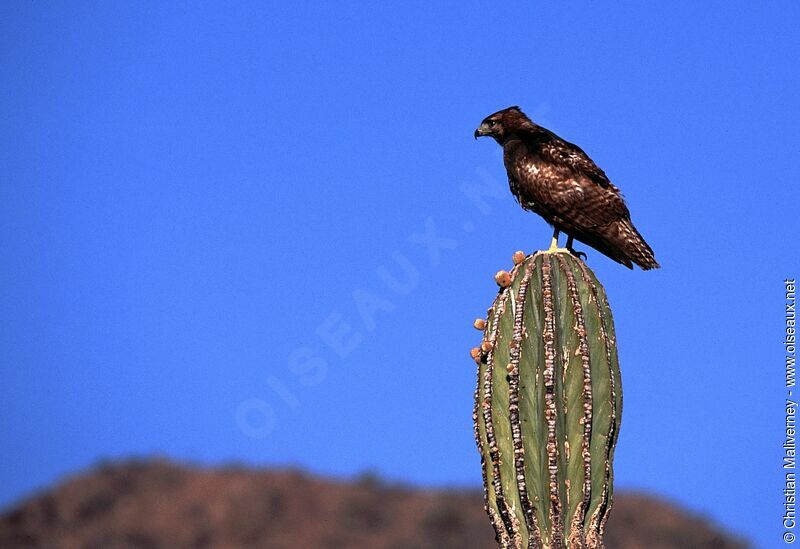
{"left": 473, "top": 250, "right": 622, "bottom": 549}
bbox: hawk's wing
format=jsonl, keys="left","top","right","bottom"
{"left": 527, "top": 130, "right": 630, "bottom": 230}
{"left": 508, "top": 126, "right": 659, "bottom": 270}
{"left": 539, "top": 132, "right": 613, "bottom": 189}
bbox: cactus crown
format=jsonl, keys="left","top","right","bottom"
{"left": 472, "top": 250, "right": 622, "bottom": 549}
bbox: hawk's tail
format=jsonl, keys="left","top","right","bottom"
{"left": 618, "top": 219, "right": 660, "bottom": 270}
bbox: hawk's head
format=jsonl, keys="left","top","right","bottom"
{"left": 474, "top": 106, "right": 533, "bottom": 143}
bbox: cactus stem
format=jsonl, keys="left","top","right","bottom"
{"left": 540, "top": 257, "right": 565, "bottom": 546}
{"left": 556, "top": 255, "right": 593, "bottom": 547}
{"left": 506, "top": 260, "right": 542, "bottom": 548}
{"left": 474, "top": 252, "right": 621, "bottom": 548}
{"left": 475, "top": 386, "right": 500, "bottom": 546}
{"left": 575, "top": 261, "right": 619, "bottom": 543}
{"left": 482, "top": 283, "right": 518, "bottom": 541}
{"left": 489, "top": 508, "right": 512, "bottom": 548}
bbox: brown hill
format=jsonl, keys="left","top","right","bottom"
{"left": 0, "top": 460, "right": 748, "bottom": 549}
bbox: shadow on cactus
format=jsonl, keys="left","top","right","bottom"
{"left": 472, "top": 250, "right": 622, "bottom": 549}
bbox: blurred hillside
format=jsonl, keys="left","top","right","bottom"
{"left": 0, "top": 460, "right": 748, "bottom": 548}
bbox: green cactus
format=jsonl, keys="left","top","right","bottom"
{"left": 472, "top": 250, "right": 622, "bottom": 549}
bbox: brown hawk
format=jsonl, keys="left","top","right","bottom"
{"left": 475, "top": 106, "right": 659, "bottom": 270}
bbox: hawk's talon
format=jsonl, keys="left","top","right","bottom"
{"left": 565, "top": 235, "right": 587, "bottom": 260}
{"left": 569, "top": 249, "right": 587, "bottom": 261}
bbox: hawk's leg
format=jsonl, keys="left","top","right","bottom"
{"left": 566, "top": 235, "right": 587, "bottom": 260}
{"left": 545, "top": 227, "right": 570, "bottom": 254}
{"left": 548, "top": 227, "right": 560, "bottom": 252}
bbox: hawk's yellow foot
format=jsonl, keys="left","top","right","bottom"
{"left": 545, "top": 228, "right": 569, "bottom": 254}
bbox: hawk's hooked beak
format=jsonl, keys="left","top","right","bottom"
{"left": 474, "top": 123, "right": 491, "bottom": 140}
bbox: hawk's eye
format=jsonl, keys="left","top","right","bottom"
{"left": 488, "top": 120, "right": 497, "bottom": 127}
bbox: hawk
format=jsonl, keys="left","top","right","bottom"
{"left": 474, "top": 106, "right": 659, "bottom": 270}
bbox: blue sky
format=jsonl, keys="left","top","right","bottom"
{"left": 1, "top": 2, "right": 798, "bottom": 546}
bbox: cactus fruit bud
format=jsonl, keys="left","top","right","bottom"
{"left": 473, "top": 250, "right": 622, "bottom": 548}
{"left": 481, "top": 340, "right": 494, "bottom": 353}
{"left": 470, "top": 347, "right": 481, "bottom": 362}
{"left": 512, "top": 250, "right": 526, "bottom": 265}
{"left": 494, "top": 270, "right": 512, "bottom": 287}
{"left": 474, "top": 318, "right": 487, "bottom": 330}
